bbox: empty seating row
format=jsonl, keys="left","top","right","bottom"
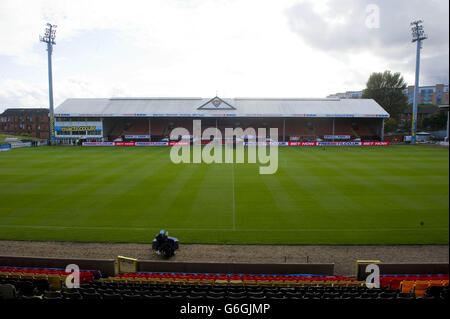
{"left": 399, "top": 280, "right": 449, "bottom": 297}
{"left": 2, "top": 273, "right": 449, "bottom": 301}
{"left": 123, "top": 120, "right": 149, "bottom": 135}
{"left": 87, "top": 281, "right": 372, "bottom": 292}
{"left": 118, "top": 272, "right": 353, "bottom": 281}
{"left": 114, "top": 273, "right": 360, "bottom": 287}
{"left": 2, "top": 278, "right": 448, "bottom": 300}
{"left": 380, "top": 274, "right": 449, "bottom": 290}
{"left": 0, "top": 266, "right": 101, "bottom": 284}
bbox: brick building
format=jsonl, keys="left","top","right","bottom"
{"left": 405, "top": 84, "right": 449, "bottom": 105}
{"left": 0, "top": 108, "right": 50, "bottom": 139}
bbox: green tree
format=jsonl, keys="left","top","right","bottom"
{"left": 422, "top": 111, "right": 448, "bottom": 130}
{"left": 383, "top": 117, "right": 398, "bottom": 133}
{"left": 362, "top": 71, "right": 408, "bottom": 120}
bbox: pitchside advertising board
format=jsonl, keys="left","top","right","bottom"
{"left": 0, "top": 144, "right": 11, "bottom": 151}
{"left": 323, "top": 135, "right": 351, "bottom": 140}
{"left": 82, "top": 141, "right": 390, "bottom": 147}
{"left": 10, "top": 142, "right": 33, "bottom": 148}
{"left": 82, "top": 142, "right": 170, "bottom": 146}
{"left": 124, "top": 135, "right": 150, "bottom": 139}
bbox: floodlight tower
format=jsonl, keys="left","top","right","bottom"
{"left": 410, "top": 20, "right": 427, "bottom": 145}
{"left": 40, "top": 23, "right": 57, "bottom": 143}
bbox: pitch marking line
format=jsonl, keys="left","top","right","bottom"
{"left": 232, "top": 163, "right": 236, "bottom": 231}
{"left": 0, "top": 225, "right": 447, "bottom": 232}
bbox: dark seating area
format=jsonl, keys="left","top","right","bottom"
{"left": 0, "top": 266, "right": 101, "bottom": 283}
{"left": 104, "top": 117, "right": 383, "bottom": 142}
{"left": 1, "top": 268, "right": 448, "bottom": 301}
{"left": 1, "top": 277, "right": 448, "bottom": 300}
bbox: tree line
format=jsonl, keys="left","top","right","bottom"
{"left": 362, "top": 70, "right": 447, "bottom": 133}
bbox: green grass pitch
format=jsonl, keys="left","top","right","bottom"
{"left": 0, "top": 145, "right": 448, "bottom": 245}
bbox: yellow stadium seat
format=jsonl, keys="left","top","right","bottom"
{"left": 127, "top": 277, "right": 143, "bottom": 284}
{"left": 229, "top": 280, "right": 244, "bottom": 286}
{"left": 429, "top": 280, "right": 444, "bottom": 287}
{"left": 271, "top": 280, "right": 289, "bottom": 287}
{"left": 21, "top": 273, "right": 35, "bottom": 280}
{"left": 297, "top": 280, "right": 311, "bottom": 287}
{"left": 400, "top": 281, "right": 415, "bottom": 294}
{"left": 243, "top": 279, "right": 257, "bottom": 286}
{"left": 187, "top": 278, "right": 200, "bottom": 285}
{"left": 153, "top": 278, "right": 172, "bottom": 285}
{"left": 111, "top": 277, "right": 127, "bottom": 283}
{"left": 47, "top": 275, "right": 62, "bottom": 291}
{"left": 33, "top": 274, "right": 49, "bottom": 280}
{"left": 346, "top": 281, "right": 365, "bottom": 287}
{"left": 139, "top": 278, "right": 155, "bottom": 284}
{"left": 172, "top": 279, "right": 187, "bottom": 285}
{"left": 257, "top": 280, "right": 272, "bottom": 286}
{"left": 199, "top": 279, "right": 214, "bottom": 285}
{"left": 309, "top": 281, "right": 325, "bottom": 287}
{"left": 321, "top": 281, "right": 335, "bottom": 287}
{"left": 284, "top": 280, "right": 300, "bottom": 287}
{"left": 414, "top": 282, "right": 429, "bottom": 297}
{"left": 98, "top": 277, "right": 112, "bottom": 283}
{"left": 214, "top": 279, "right": 229, "bottom": 286}
{"left": 336, "top": 281, "right": 351, "bottom": 287}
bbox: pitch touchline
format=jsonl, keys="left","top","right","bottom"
{"left": 0, "top": 225, "right": 447, "bottom": 232}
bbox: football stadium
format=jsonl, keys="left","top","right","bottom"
{"left": 0, "top": 2, "right": 448, "bottom": 312}
{"left": 0, "top": 96, "right": 449, "bottom": 308}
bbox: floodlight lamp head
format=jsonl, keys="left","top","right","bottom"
{"left": 410, "top": 20, "right": 427, "bottom": 43}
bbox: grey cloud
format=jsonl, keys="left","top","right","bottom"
{"left": 286, "top": 0, "right": 449, "bottom": 85}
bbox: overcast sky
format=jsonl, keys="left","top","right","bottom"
{"left": 0, "top": 0, "right": 448, "bottom": 112}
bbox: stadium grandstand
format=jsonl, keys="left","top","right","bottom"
{"left": 53, "top": 96, "right": 389, "bottom": 143}
{"left": 0, "top": 264, "right": 448, "bottom": 301}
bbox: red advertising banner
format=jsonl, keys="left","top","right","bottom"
{"left": 361, "top": 141, "right": 390, "bottom": 146}
{"left": 82, "top": 141, "right": 390, "bottom": 147}
{"left": 289, "top": 142, "right": 317, "bottom": 146}
{"left": 168, "top": 141, "right": 190, "bottom": 146}
{"left": 114, "top": 142, "right": 135, "bottom": 146}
